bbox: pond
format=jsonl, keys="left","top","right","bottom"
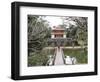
{"left": 63, "top": 48, "right": 88, "bottom": 64}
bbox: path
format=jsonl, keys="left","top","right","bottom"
{"left": 54, "top": 47, "right": 64, "bottom": 65}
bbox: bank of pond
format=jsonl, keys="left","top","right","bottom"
{"left": 28, "top": 47, "right": 87, "bottom": 66}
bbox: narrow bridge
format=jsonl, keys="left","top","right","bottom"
{"left": 54, "top": 47, "right": 65, "bottom": 65}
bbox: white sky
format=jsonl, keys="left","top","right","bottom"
{"left": 44, "top": 16, "right": 63, "bottom": 27}
{"left": 44, "top": 16, "right": 76, "bottom": 28}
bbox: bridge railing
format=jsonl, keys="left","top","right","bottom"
{"left": 46, "top": 48, "right": 57, "bottom": 66}
{"left": 61, "top": 48, "right": 66, "bottom": 64}
{"left": 52, "top": 48, "right": 57, "bottom": 65}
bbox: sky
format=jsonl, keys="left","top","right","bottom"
{"left": 44, "top": 16, "right": 76, "bottom": 28}
{"left": 44, "top": 16, "right": 63, "bottom": 27}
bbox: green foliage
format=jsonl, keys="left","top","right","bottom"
{"left": 28, "top": 51, "right": 48, "bottom": 66}
{"left": 76, "top": 26, "right": 87, "bottom": 46}
{"left": 28, "top": 15, "right": 51, "bottom": 66}
{"left": 28, "top": 49, "right": 55, "bottom": 66}
{"left": 61, "top": 17, "right": 88, "bottom": 47}
{"left": 28, "top": 15, "right": 51, "bottom": 54}
{"left": 63, "top": 49, "right": 88, "bottom": 64}
{"left": 67, "top": 25, "right": 77, "bottom": 39}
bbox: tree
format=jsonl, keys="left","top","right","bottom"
{"left": 28, "top": 15, "right": 50, "bottom": 54}
{"left": 28, "top": 15, "right": 51, "bottom": 66}
{"left": 63, "top": 17, "right": 88, "bottom": 47}
{"left": 73, "top": 17, "right": 88, "bottom": 47}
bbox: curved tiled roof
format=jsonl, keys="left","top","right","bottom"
{"left": 52, "top": 26, "right": 65, "bottom": 30}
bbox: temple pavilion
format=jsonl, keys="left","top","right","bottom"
{"left": 51, "top": 26, "right": 66, "bottom": 39}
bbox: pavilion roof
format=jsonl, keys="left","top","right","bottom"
{"left": 52, "top": 26, "right": 65, "bottom": 30}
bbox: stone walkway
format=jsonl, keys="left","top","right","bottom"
{"left": 54, "top": 48, "right": 64, "bottom": 65}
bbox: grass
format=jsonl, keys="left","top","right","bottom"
{"left": 28, "top": 48, "right": 55, "bottom": 66}
{"left": 63, "top": 48, "right": 88, "bottom": 64}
